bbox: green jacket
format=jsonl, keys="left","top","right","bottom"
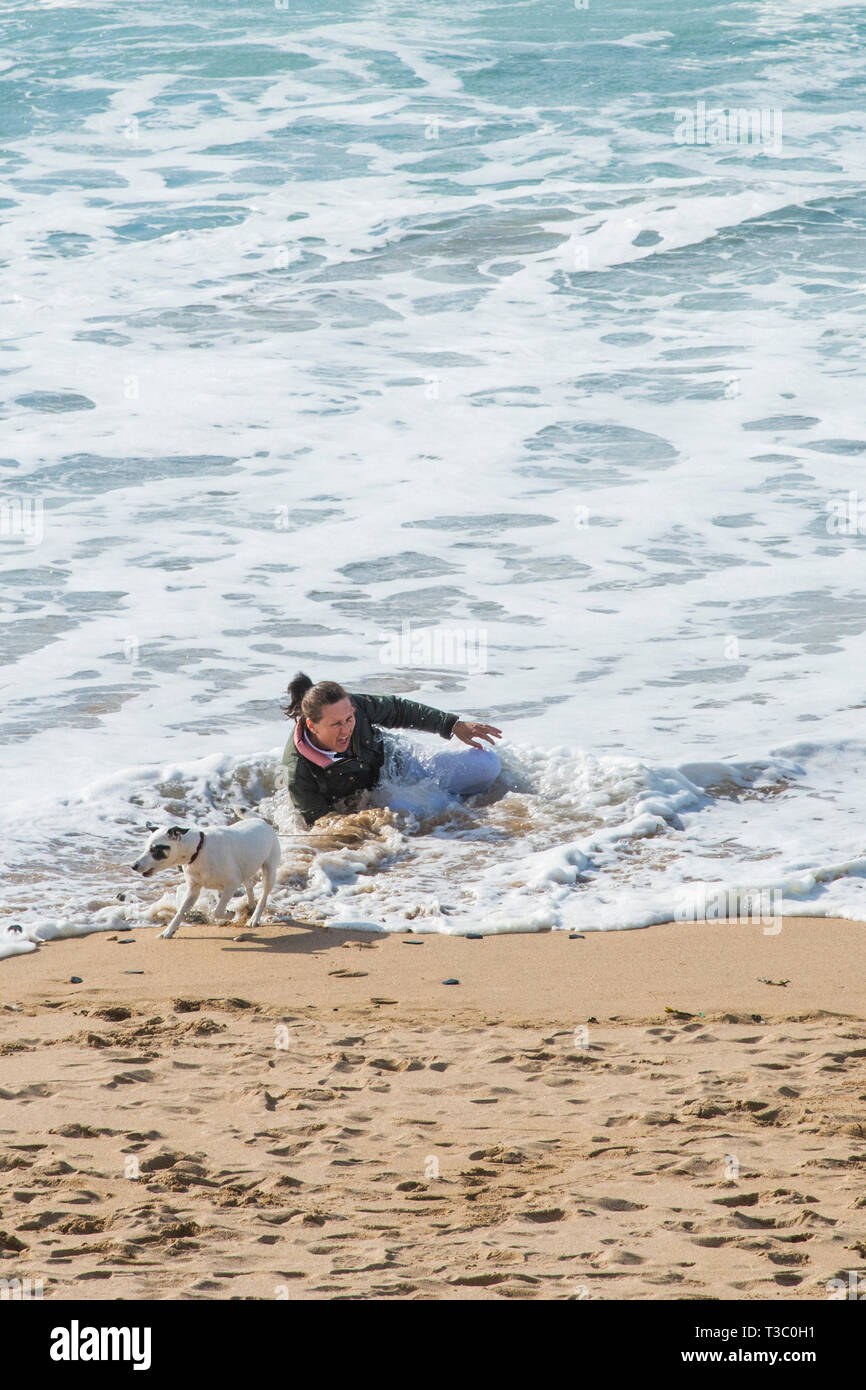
{"left": 281, "top": 692, "right": 459, "bottom": 826}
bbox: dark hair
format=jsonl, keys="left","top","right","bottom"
{"left": 283, "top": 671, "right": 350, "bottom": 724}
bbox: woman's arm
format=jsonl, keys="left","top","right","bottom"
{"left": 351, "top": 692, "right": 458, "bottom": 739}
{"left": 351, "top": 694, "right": 502, "bottom": 748}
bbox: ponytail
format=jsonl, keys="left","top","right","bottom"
{"left": 283, "top": 671, "right": 314, "bottom": 720}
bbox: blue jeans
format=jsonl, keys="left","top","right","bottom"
{"left": 380, "top": 741, "right": 501, "bottom": 814}
{"left": 424, "top": 746, "right": 501, "bottom": 795}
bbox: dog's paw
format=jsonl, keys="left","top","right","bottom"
{"left": 158, "top": 926, "right": 177, "bottom": 940}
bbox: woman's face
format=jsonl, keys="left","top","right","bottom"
{"left": 307, "top": 697, "right": 356, "bottom": 753}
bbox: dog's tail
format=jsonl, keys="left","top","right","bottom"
{"left": 229, "top": 804, "right": 277, "bottom": 829}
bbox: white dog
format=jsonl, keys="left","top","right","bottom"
{"left": 132, "top": 818, "right": 281, "bottom": 940}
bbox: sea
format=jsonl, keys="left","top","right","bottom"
{"left": 2, "top": 0, "right": 866, "bottom": 957}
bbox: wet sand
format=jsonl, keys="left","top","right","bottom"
{"left": 1, "top": 917, "right": 864, "bottom": 1300}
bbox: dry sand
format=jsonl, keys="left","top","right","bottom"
{"left": 1, "top": 916, "right": 864, "bottom": 1301}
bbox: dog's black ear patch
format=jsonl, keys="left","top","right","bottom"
{"left": 146, "top": 821, "right": 159, "bottom": 832}
{"left": 167, "top": 826, "right": 189, "bottom": 840}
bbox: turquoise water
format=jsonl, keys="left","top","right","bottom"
{"left": 2, "top": 0, "right": 866, "bottom": 938}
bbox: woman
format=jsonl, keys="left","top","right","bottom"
{"left": 281, "top": 672, "right": 502, "bottom": 826}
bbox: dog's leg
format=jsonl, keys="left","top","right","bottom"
{"left": 212, "top": 885, "right": 238, "bottom": 921}
{"left": 248, "top": 852, "right": 278, "bottom": 928}
{"left": 243, "top": 880, "right": 256, "bottom": 913}
{"left": 159, "top": 885, "right": 201, "bottom": 940}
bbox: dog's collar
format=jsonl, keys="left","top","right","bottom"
{"left": 189, "top": 832, "right": 205, "bottom": 864}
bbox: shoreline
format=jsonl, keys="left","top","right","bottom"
{"left": 2, "top": 915, "right": 864, "bottom": 1025}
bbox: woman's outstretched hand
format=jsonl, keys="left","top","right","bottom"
{"left": 451, "top": 719, "right": 503, "bottom": 750}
